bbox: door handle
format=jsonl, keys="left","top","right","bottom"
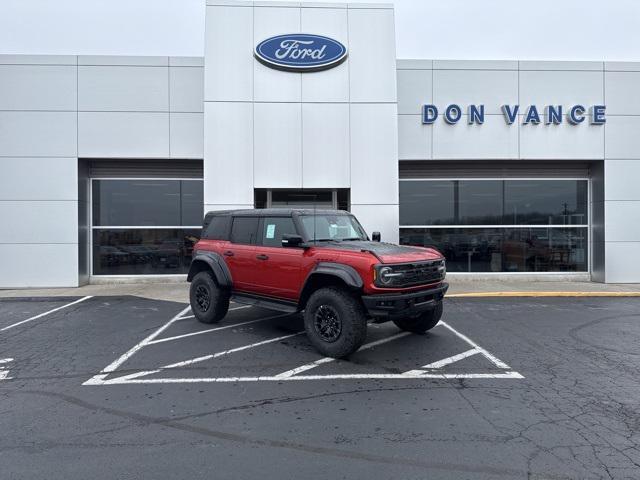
{"left": 256, "top": 254, "right": 269, "bottom": 260}
{"left": 223, "top": 250, "right": 234, "bottom": 257}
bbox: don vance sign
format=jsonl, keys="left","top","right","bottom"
{"left": 422, "top": 104, "right": 606, "bottom": 125}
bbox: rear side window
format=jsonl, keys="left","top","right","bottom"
{"left": 230, "top": 217, "right": 259, "bottom": 245}
{"left": 203, "top": 215, "right": 231, "bottom": 240}
{"left": 260, "top": 217, "right": 297, "bottom": 247}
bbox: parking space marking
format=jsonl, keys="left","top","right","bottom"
{"left": 85, "top": 306, "right": 524, "bottom": 386}
{"left": 0, "top": 358, "right": 13, "bottom": 380}
{"left": 274, "top": 331, "right": 411, "bottom": 378}
{"left": 406, "top": 348, "right": 479, "bottom": 373}
{"left": 90, "top": 371, "right": 525, "bottom": 384}
{"left": 92, "top": 331, "right": 305, "bottom": 384}
{"left": 174, "top": 305, "right": 251, "bottom": 322}
{"left": 84, "top": 304, "right": 191, "bottom": 386}
{"left": 0, "top": 296, "right": 93, "bottom": 331}
{"left": 147, "top": 313, "right": 290, "bottom": 345}
{"left": 439, "top": 321, "right": 511, "bottom": 369}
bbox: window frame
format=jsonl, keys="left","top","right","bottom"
{"left": 89, "top": 177, "right": 204, "bottom": 277}
{"left": 399, "top": 177, "right": 591, "bottom": 274}
{"left": 230, "top": 216, "right": 261, "bottom": 246}
{"left": 257, "top": 216, "right": 300, "bottom": 248}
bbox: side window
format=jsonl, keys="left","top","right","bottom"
{"left": 204, "top": 216, "right": 230, "bottom": 240}
{"left": 260, "top": 217, "right": 297, "bottom": 247}
{"left": 230, "top": 217, "right": 259, "bottom": 245}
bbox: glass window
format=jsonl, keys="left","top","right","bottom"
{"left": 504, "top": 180, "right": 588, "bottom": 225}
{"left": 92, "top": 229, "right": 200, "bottom": 275}
{"left": 458, "top": 181, "right": 503, "bottom": 225}
{"left": 230, "top": 217, "right": 259, "bottom": 245}
{"left": 300, "top": 214, "right": 367, "bottom": 242}
{"left": 400, "top": 227, "right": 588, "bottom": 273}
{"left": 91, "top": 179, "right": 204, "bottom": 276}
{"left": 260, "top": 217, "right": 298, "bottom": 247}
{"left": 180, "top": 181, "right": 205, "bottom": 226}
{"left": 400, "top": 180, "right": 588, "bottom": 227}
{"left": 271, "top": 190, "right": 334, "bottom": 208}
{"left": 203, "top": 215, "right": 231, "bottom": 240}
{"left": 92, "top": 180, "right": 203, "bottom": 226}
{"left": 400, "top": 181, "right": 455, "bottom": 225}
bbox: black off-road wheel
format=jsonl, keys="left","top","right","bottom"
{"left": 393, "top": 300, "right": 443, "bottom": 334}
{"left": 304, "top": 287, "right": 367, "bottom": 359}
{"left": 189, "top": 271, "right": 230, "bottom": 324}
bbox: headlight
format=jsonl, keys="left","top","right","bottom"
{"left": 376, "top": 265, "right": 404, "bottom": 286}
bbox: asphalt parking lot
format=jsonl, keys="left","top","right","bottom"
{"left": 1, "top": 295, "right": 640, "bottom": 479}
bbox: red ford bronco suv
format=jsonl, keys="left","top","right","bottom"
{"left": 187, "top": 209, "right": 448, "bottom": 358}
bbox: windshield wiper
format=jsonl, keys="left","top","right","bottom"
{"left": 341, "top": 238, "right": 364, "bottom": 241}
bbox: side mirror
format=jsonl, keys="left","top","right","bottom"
{"left": 372, "top": 231, "right": 381, "bottom": 242}
{"left": 282, "top": 234, "right": 305, "bottom": 248}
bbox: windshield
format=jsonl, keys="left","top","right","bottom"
{"left": 300, "top": 214, "right": 368, "bottom": 242}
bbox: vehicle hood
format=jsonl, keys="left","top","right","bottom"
{"left": 318, "top": 241, "right": 443, "bottom": 264}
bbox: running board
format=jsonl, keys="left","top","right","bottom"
{"left": 231, "top": 293, "right": 299, "bottom": 314}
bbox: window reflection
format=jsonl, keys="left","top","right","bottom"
{"left": 93, "top": 229, "right": 201, "bottom": 275}
{"left": 400, "top": 180, "right": 588, "bottom": 226}
{"left": 400, "top": 227, "right": 588, "bottom": 272}
{"left": 93, "top": 180, "right": 203, "bottom": 227}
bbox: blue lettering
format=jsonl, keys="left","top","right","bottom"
{"left": 523, "top": 105, "right": 541, "bottom": 125}
{"left": 422, "top": 104, "right": 438, "bottom": 124}
{"left": 501, "top": 104, "right": 519, "bottom": 124}
{"left": 468, "top": 104, "right": 485, "bottom": 124}
{"left": 590, "top": 105, "right": 606, "bottom": 124}
{"left": 545, "top": 105, "right": 562, "bottom": 125}
{"left": 568, "top": 105, "right": 586, "bottom": 124}
{"left": 444, "top": 104, "right": 462, "bottom": 124}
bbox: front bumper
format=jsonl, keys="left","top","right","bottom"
{"left": 362, "top": 282, "right": 449, "bottom": 319}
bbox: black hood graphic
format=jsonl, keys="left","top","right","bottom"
{"left": 314, "top": 241, "right": 436, "bottom": 262}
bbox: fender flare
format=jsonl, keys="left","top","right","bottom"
{"left": 304, "top": 262, "right": 363, "bottom": 289}
{"left": 187, "top": 252, "right": 232, "bottom": 287}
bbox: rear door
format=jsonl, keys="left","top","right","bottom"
{"left": 252, "top": 216, "right": 304, "bottom": 300}
{"left": 224, "top": 216, "right": 260, "bottom": 292}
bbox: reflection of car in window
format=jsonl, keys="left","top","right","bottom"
{"left": 99, "top": 245, "right": 129, "bottom": 266}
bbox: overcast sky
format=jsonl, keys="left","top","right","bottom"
{"left": 1, "top": 0, "right": 639, "bottom": 61}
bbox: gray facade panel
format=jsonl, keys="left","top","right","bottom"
{"left": 78, "top": 66, "right": 169, "bottom": 112}
{"left": 78, "top": 112, "right": 169, "bottom": 158}
{"left": 0, "top": 65, "right": 77, "bottom": 111}
{"left": 0, "top": 111, "right": 77, "bottom": 157}
{"left": 169, "top": 67, "right": 204, "bottom": 112}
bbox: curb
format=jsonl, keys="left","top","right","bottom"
{"left": 446, "top": 292, "right": 640, "bottom": 298}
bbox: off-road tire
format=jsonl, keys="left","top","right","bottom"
{"left": 189, "top": 271, "right": 230, "bottom": 324}
{"left": 393, "top": 300, "right": 443, "bottom": 334}
{"left": 304, "top": 287, "right": 367, "bottom": 359}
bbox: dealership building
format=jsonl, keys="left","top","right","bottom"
{"left": 1, "top": 0, "right": 639, "bottom": 287}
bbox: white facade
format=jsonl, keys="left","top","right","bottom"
{"left": 203, "top": 1, "right": 399, "bottom": 243}
{"left": 0, "top": 0, "right": 638, "bottom": 286}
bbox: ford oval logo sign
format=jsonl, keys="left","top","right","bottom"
{"left": 254, "top": 34, "right": 347, "bottom": 72}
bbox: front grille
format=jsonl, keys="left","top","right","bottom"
{"left": 391, "top": 260, "right": 445, "bottom": 287}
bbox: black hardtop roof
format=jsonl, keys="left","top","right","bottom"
{"left": 205, "top": 208, "right": 352, "bottom": 217}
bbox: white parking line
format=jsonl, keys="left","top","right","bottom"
{"left": 147, "top": 313, "right": 290, "bottom": 345}
{"left": 174, "top": 305, "right": 251, "bottom": 322}
{"left": 83, "top": 304, "right": 191, "bottom": 385}
{"left": 0, "top": 358, "right": 13, "bottom": 381}
{"left": 439, "top": 321, "right": 511, "bottom": 369}
{"left": 275, "top": 331, "right": 411, "bottom": 378}
{"left": 97, "top": 331, "right": 304, "bottom": 384}
{"left": 1, "top": 296, "right": 93, "bottom": 331}
{"left": 86, "top": 311, "right": 524, "bottom": 386}
{"left": 93, "top": 371, "right": 525, "bottom": 384}
{"left": 403, "top": 348, "right": 480, "bottom": 375}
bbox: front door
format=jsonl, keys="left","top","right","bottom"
{"left": 252, "top": 216, "right": 304, "bottom": 300}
